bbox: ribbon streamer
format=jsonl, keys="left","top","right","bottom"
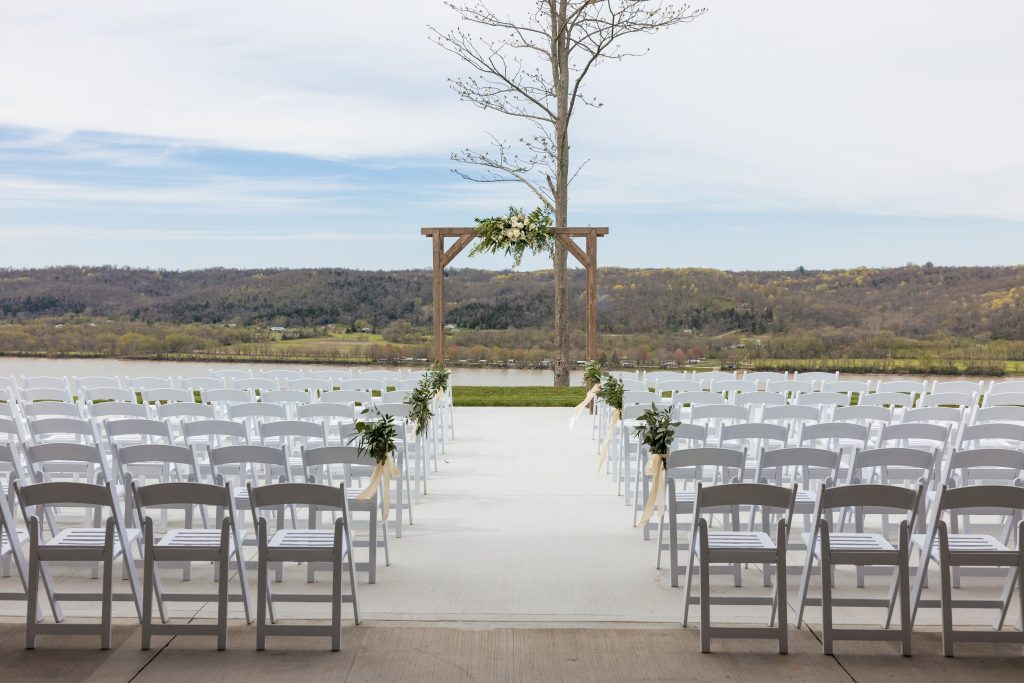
{"left": 569, "top": 383, "right": 602, "bottom": 429}
{"left": 356, "top": 453, "right": 402, "bottom": 524}
{"left": 597, "top": 408, "right": 621, "bottom": 473}
{"left": 638, "top": 452, "right": 668, "bottom": 527}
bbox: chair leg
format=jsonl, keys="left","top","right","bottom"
{"left": 682, "top": 541, "right": 698, "bottom": 627}
{"left": 256, "top": 540, "right": 267, "bottom": 650}
{"left": 331, "top": 548, "right": 342, "bottom": 652}
{"left": 142, "top": 533, "right": 154, "bottom": 650}
{"left": 101, "top": 547, "right": 114, "bottom": 650}
{"left": 795, "top": 546, "right": 817, "bottom": 628}
{"left": 819, "top": 541, "right": 832, "bottom": 655}
{"left": 898, "top": 524, "right": 912, "bottom": 656}
{"left": 777, "top": 535, "right": 788, "bottom": 655}
{"left": 368, "top": 504, "right": 377, "bottom": 585}
{"left": 938, "top": 527, "right": 954, "bottom": 657}
{"left": 217, "top": 550, "right": 229, "bottom": 651}
{"left": 699, "top": 535, "right": 712, "bottom": 653}
{"left": 26, "top": 525, "right": 39, "bottom": 650}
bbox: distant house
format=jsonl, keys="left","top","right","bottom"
{"left": 270, "top": 326, "right": 286, "bottom": 332}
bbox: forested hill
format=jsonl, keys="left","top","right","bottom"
{"left": 2, "top": 264, "right": 1024, "bottom": 340}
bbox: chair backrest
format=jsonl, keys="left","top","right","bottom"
{"left": 141, "top": 387, "right": 194, "bottom": 405}
{"left": 209, "top": 445, "right": 289, "bottom": 485}
{"left": 656, "top": 380, "right": 703, "bottom": 396}
{"left": 202, "top": 388, "right": 251, "bottom": 405}
{"left": 987, "top": 380, "right": 1024, "bottom": 396}
{"left": 984, "top": 392, "right": 1024, "bottom": 408}
{"left": 877, "top": 422, "right": 949, "bottom": 448}
{"left": 21, "top": 401, "right": 82, "bottom": 420}
{"left": 296, "top": 402, "right": 356, "bottom": 422}
{"left": 321, "top": 390, "right": 376, "bottom": 405}
{"left": 696, "top": 371, "right": 736, "bottom": 389}
{"left": 833, "top": 404, "right": 893, "bottom": 424}
{"left": 742, "top": 371, "right": 788, "bottom": 390}
{"left": 178, "top": 377, "right": 224, "bottom": 392}
{"left": 766, "top": 379, "right": 814, "bottom": 396}
{"left": 690, "top": 404, "right": 748, "bottom": 423}
{"left": 182, "top": 419, "right": 249, "bottom": 445}
{"left": 381, "top": 390, "right": 411, "bottom": 404}
{"left": 666, "top": 447, "right": 746, "bottom": 481}
{"left": 645, "top": 371, "right": 689, "bottom": 388}
{"left": 710, "top": 379, "right": 756, "bottom": 395}
{"left": 847, "top": 447, "right": 937, "bottom": 485}
{"left": 209, "top": 368, "right": 253, "bottom": 383}
{"left": 115, "top": 443, "right": 204, "bottom": 482}
{"left": 973, "top": 406, "right": 1024, "bottom": 424}
{"left": 248, "top": 481, "right": 347, "bottom": 513}
{"left": 341, "top": 379, "right": 386, "bottom": 394}
{"left": 902, "top": 406, "right": 965, "bottom": 427}
{"left": 378, "top": 402, "right": 412, "bottom": 420}
{"left": 673, "top": 391, "right": 726, "bottom": 408}
{"left": 757, "top": 447, "right": 841, "bottom": 487}
{"left": 310, "top": 370, "right": 352, "bottom": 385}
{"left": 20, "top": 376, "right": 69, "bottom": 391}
{"left": 19, "top": 387, "right": 75, "bottom": 403}
{"left": 919, "top": 392, "right": 976, "bottom": 408}
{"left": 622, "top": 390, "right": 655, "bottom": 406}
{"left": 260, "top": 389, "right": 312, "bottom": 406}
{"left": 762, "top": 404, "right": 820, "bottom": 423}
{"left": 74, "top": 376, "right": 122, "bottom": 392}
{"left": 860, "top": 391, "right": 915, "bottom": 408}
{"left": 106, "top": 417, "right": 172, "bottom": 443}
{"left": 82, "top": 386, "right": 135, "bottom": 404}
{"left": 359, "top": 370, "right": 400, "bottom": 385}
{"left": 394, "top": 379, "right": 421, "bottom": 391}
{"left": 934, "top": 483, "right": 1024, "bottom": 513}
{"left": 931, "top": 380, "right": 982, "bottom": 395}
{"left": 792, "top": 371, "right": 839, "bottom": 389}
{"left": 945, "top": 448, "right": 1024, "bottom": 486}
{"left": 876, "top": 380, "right": 926, "bottom": 395}
{"left": 260, "top": 369, "right": 305, "bottom": 383}
{"left": 795, "top": 392, "right": 850, "bottom": 408}
{"left": 89, "top": 401, "right": 151, "bottom": 423}
{"left": 695, "top": 481, "right": 797, "bottom": 514}
{"left": 735, "top": 391, "right": 787, "bottom": 408}
{"left": 287, "top": 378, "right": 333, "bottom": 395}
{"left": 621, "top": 379, "right": 646, "bottom": 391}
{"left": 818, "top": 482, "right": 922, "bottom": 515}
{"left": 259, "top": 419, "right": 327, "bottom": 444}
{"left": 15, "top": 481, "right": 119, "bottom": 522}
{"left": 958, "top": 422, "right": 1024, "bottom": 448}
{"left": 25, "top": 442, "right": 110, "bottom": 482}
{"left": 27, "top": 416, "right": 97, "bottom": 443}
{"left": 822, "top": 380, "right": 872, "bottom": 395}
{"left": 156, "top": 401, "right": 216, "bottom": 420}
{"left": 228, "top": 402, "right": 288, "bottom": 421}
{"left": 132, "top": 480, "right": 231, "bottom": 511}
{"left": 235, "top": 378, "right": 279, "bottom": 394}
{"left": 128, "top": 376, "right": 173, "bottom": 391}
{"left": 670, "top": 423, "right": 707, "bottom": 449}
{"left": 719, "top": 422, "right": 788, "bottom": 448}
{"left": 799, "top": 421, "right": 869, "bottom": 447}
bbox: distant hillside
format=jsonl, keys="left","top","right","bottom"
{"left": 2, "top": 264, "right": 1024, "bottom": 340}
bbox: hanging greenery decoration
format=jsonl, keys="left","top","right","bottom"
{"left": 405, "top": 377, "right": 435, "bottom": 437}
{"left": 469, "top": 206, "right": 554, "bottom": 268}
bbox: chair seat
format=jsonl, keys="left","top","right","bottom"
{"left": 912, "top": 532, "right": 1009, "bottom": 561}
{"left": 48, "top": 526, "right": 140, "bottom": 549}
{"left": 801, "top": 531, "right": 894, "bottom": 557}
{"left": 158, "top": 528, "right": 246, "bottom": 549}
{"left": 795, "top": 490, "right": 817, "bottom": 503}
{"left": 268, "top": 529, "right": 348, "bottom": 554}
{"left": 698, "top": 530, "right": 776, "bottom": 554}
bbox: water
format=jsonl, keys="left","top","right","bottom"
{"left": 0, "top": 356, "right": 1008, "bottom": 387}
{"left": 0, "top": 357, "right": 585, "bottom": 387}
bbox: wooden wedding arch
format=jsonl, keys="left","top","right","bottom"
{"left": 421, "top": 227, "right": 609, "bottom": 363}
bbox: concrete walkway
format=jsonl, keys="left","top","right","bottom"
{"left": 1, "top": 407, "right": 1022, "bottom": 680}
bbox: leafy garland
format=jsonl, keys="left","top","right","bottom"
{"left": 427, "top": 362, "right": 451, "bottom": 395}
{"left": 633, "top": 404, "right": 680, "bottom": 455}
{"left": 405, "top": 377, "right": 435, "bottom": 437}
{"left": 595, "top": 373, "right": 624, "bottom": 411}
{"left": 469, "top": 206, "right": 554, "bottom": 268}
{"left": 583, "top": 360, "right": 603, "bottom": 387}
{"left": 348, "top": 409, "right": 398, "bottom": 465}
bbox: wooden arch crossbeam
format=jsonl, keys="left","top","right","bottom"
{"left": 420, "top": 227, "right": 609, "bottom": 363}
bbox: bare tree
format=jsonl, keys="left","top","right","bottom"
{"left": 431, "top": 1, "right": 704, "bottom": 385}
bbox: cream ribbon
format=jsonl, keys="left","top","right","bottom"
{"left": 569, "top": 383, "right": 602, "bottom": 429}
{"left": 356, "top": 453, "right": 401, "bottom": 523}
{"left": 596, "top": 408, "right": 621, "bottom": 473}
{"left": 638, "top": 452, "right": 668, "bottom": 527}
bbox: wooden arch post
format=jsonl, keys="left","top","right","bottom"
{"left": 421, "top": 227, "right": 609, "bottom": 364}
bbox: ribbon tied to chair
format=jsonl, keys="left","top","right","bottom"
{"left": 569, "top": 383, "right": 602, "bottom": 429}
{"left": 356, "top": 452, "right": 402, "bottom": 523}
{"left": 637, "top": 451, "right": 668, "bottom": 527}
{"left": 597, "top": 407, "right": 621, "bottom": 473}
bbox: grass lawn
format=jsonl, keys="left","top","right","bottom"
{"left": 453, "top": 385, "right": 587, "bottom": 407}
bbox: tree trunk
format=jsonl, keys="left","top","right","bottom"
{"left": 551, "top": 0, "right": 571, "bottom": 387}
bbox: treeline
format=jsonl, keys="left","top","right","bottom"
{"left": 3, "top": 264, "right": 1024, "bottom": 340}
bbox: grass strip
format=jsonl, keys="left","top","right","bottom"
{"left": 453, "top": 385, "right": 587, "bottom": 407}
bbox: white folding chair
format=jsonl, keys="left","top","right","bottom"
{"left": 133, "top": 480, "right": 252, "bottom": 650}
{"left": 248, "top": 482, "right": 360, "bottom": 651}
{"left": 682, "top": 482, "right": 797, "bottom": 653}
{"left": 795, "top": 483, "right": 922, "bottom": 655}
{"left": 15, "top": 480, "right": 143, "bottom": 649}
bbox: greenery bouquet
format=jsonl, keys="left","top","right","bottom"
{"left": 469, "top": 206, "right": 554, "bottom": 268}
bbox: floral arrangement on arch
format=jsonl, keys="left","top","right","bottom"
{"left": 469, "top": 206, "right": 554, "bottom": 268}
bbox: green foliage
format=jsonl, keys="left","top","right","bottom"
{"left": 452, "top": 385, "right": 586, "bottom": 407}
{"left": 583, "top": 360, "right": 603, "bottom": 386}
{"left": 468, "top": 206, "right": 554, "bottom": 268}
{"left": 596, "top": 374, "right": 624, "bottom": 410}
{"left": 427, "top": 362, "right": 451, "bottom": 394}
{"left": 633, "top": 404, "right": 680, "bottom": 455}
{"left": 405, "top": 377, "right": 434, "bottom": 436}
{"left": 348, "top": 410, "right": 397, "bottom": 466}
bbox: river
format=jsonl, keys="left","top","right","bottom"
{"left": 0, "top": 357, "right": 1007, "bottom": 387}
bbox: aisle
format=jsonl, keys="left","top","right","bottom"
{"left": 355, "top": 407, "right": 680, "bottom": 622}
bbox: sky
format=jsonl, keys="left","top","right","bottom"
{"left": 0, "top": 1, "right": 1022, "bottom": 272}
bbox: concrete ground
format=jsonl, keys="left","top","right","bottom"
{"left": 1, "top": 407, "right": 1021, "bottom": 681}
